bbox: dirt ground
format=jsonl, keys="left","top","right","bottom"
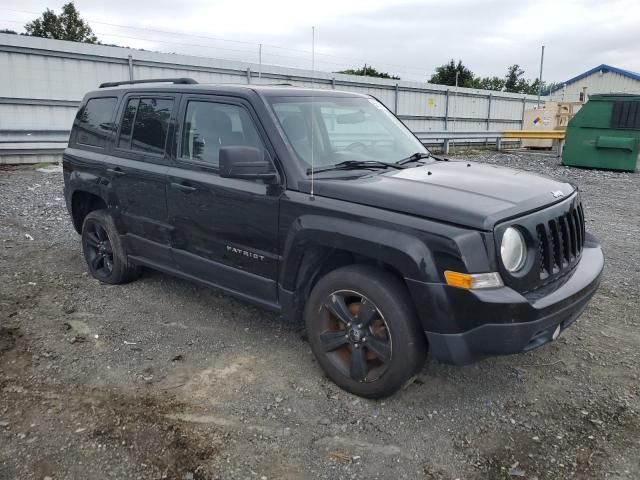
{"left": 1, "top": 152, "right": 639, "bottom": 480}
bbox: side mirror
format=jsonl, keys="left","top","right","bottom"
{"left": 219, "top": 146, "right": 278, "bottom": 182}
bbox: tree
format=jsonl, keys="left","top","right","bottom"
{"left": 337, "top": 65, "right": 400, "bottom": 80}
{"left": 541, "top": 81, "right": 562, "bottom": 95}
{"left": 428, "top": 59, "right": 559, "bottom": 95}
{"left": 25, "top": 2, "right": 98, "bottom": 43}
{"left": 0, "top": 29, "right": 18, "bottom": 35}
{"left": 504, "top": 64, "right": 531, "bottom": 93}
{"left": 502, "top": 65, "right": 560, "bottom": 95}
{"left": 429, "top": 59, "right": 475, "bottom": 87}
{"left": 531, "top": 78, "right": 561, "bottom": 96}
{"left": 470, "top": 76, "right": 505, "bottom": 91}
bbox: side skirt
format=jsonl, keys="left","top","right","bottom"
{"left": 128, "top": 255, "right": 282, "bottom": 314}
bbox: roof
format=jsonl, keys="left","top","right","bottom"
{"left": 550, "top": 64, "right": 640, "bottom": 93}
{"left": 585, "top": 93, "right": 640, "bottom": 101}
{"left": 95, "top": 81, "right": 368, "bottom": 98}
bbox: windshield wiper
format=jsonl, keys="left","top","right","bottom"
{"left": 307, "top": 160, "right": 405, "bottom": 175}
{"left": 396, "top": 152, "right": 432, "bottom": 165}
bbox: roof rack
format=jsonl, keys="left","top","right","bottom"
{"left": 99, "top": 78, "right": 198, "bottom": 88}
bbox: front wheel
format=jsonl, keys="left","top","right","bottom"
{"left": 305, "top": 265, "right": 427, "bottom": 398}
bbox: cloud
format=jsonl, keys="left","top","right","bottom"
{"left": 3, "top": 0, "right": 638, "bottom": 82}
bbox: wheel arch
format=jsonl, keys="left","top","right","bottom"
{"left": 279, "top": 215, "right": 437, "bottom": 322}
{"left": 70, "top": 189, "right": 108, "bottom": 233}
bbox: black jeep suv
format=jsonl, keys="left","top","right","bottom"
{"left": 63, "top": 78, "right": 604, "bottom": 398}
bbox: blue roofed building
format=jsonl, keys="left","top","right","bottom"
{"left": 550, "top": 64, "right": 640, "bottom": 102}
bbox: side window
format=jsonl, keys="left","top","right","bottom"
{"left": 181, "top": 101, "right": 264, "bottom": 167}
{"left": 117, "top": 99, "right": 137, "bottom": 149}
{"left": 117, "top": 97, "right": 174, "bottom": 155}
{"left": 74, "top": 97, "right": 117, "bottom": 148}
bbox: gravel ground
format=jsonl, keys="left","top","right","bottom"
{"left": 0, "top": 152, "right": 639, "bottom": 480}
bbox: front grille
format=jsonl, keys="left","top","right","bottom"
{"left": 536, "top": 203, "right": 585, "bottom": 279}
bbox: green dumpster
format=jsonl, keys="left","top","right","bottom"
{"left": 562, "top": 93, "right": 640, "bottom": 172}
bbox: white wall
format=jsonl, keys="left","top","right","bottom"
{"left": 0, "top": 33, "right": 541, "bottom": 136}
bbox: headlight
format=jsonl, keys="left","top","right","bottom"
{"left": 501, "top": 227, "right": 527, "bottom": 273}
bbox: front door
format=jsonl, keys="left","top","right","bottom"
{"left": 167, "top": 96, "right": 281, "bottom": 307}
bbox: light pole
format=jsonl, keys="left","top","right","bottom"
{"left": 537, "top": 45, "right": 545, "bottom": 107}
{"left": 451, "top": 71, "right": 459, "bottom": 151}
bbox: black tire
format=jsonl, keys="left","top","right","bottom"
{"left": 81, "top": 210, "right": 140, "bottom": 285}
{"left": 305, "top": 265, "right": 427, "bottom": 398}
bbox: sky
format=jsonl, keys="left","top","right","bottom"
{"left": 1, "top": 0, "right": 639, "bottom": 83}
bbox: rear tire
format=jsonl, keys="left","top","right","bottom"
{"left": 81, "top": 210, "right": 140, "bottom": 285}
{"left": 305, "top": 265, "right": 427, "bottom": 398}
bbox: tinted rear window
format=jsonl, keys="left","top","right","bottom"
{"left": 117, "top": 97, "right": 174, "bottom": 155}
{"left": 74, "top": 97, "right": 117, "bottom": 148}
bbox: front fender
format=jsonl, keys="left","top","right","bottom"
{"left": 279, "top": 214, "right": 440, "bottom": 291}
{"left": 277, "top": 195, "right": 495, "bottom": 328}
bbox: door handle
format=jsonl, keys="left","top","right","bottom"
{"left": 170, "top": 182, "right": 197, "bottom": 193}
{"left": 106, "top": 168, "right": 125, "bottom": 177}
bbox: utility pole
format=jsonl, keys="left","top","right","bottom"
{"left": 310, "top": 26, "right": 315, "bottom": 198}
{"left": 258, "top": 43, "right": 262, "bottom": 80}
{"left": 537, "top": 45, "right": 545, "bottom": 107}
{"left": 311, "top": 27, "right": 315, "bottom": 74}
{"left": 451, "top": 70, "right": 459, "bottom": 151}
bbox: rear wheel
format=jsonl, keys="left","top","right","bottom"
{"left": 305, "top": 265, "right": 427, "bottom": 398}
{"left": 81, "top": 210, "right": 140, "bottom": 284}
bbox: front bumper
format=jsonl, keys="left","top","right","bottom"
{"left": 408, "top": 238, "right": 604, "bottom": 365}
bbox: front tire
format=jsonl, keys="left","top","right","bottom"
{"left": 305, "top": 265, "right": 427, "bottom": 398}
{"left": 81, "top": 210, "right": 140, "bottom": 284}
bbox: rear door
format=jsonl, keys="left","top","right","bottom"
{"left": 106, "top": 93, "right": 177, "bottom": 265}
{"left": 167, "top": 95, "right": 282, "bottom": 307}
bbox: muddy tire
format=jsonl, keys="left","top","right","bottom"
{"left": 81, "top": 210, "right": 140, "bottom": 284}
{"left": 305, "top": 265, "right": 427, "bottom": 398}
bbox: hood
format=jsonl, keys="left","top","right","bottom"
{"left": 302, "top": 161, "right": 576, "bottom": 230}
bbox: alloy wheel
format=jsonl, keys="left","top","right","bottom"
{"left": 317, "top": 290, "right": 392, "bottom": 383}
{"left": 83, "top": 221, "right": 114, "bottom": 279}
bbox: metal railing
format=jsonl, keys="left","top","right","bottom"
{"left": 0, "top": 129, "right": 70, "bottom": 143}
{"left": 0, "top": 129, "right": 566, "bottom": 164}
{"left": 0, "top": 130, "right": 69, "bottom": 164}
{"left": 414, "top": 130, "right": 566, "bottom": 156}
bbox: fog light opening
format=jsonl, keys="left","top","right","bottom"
{"left": 552, "top": 325, "right": 561, "bottom": 341}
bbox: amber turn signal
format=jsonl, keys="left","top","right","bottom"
{"left": 444, "top": 271, "right": 503, "bottom": 289}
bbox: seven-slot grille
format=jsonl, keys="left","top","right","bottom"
{"left": 536, "top": 202, "right": 585, "bottom": 279}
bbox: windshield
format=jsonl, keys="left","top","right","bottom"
{"left": 268, "top": 95, "right": 428, "bottom": 172}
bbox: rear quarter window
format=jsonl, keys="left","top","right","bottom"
{"left": 73, "top": 97, "right": 118, "bottom": 148}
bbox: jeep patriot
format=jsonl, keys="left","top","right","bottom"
{"left": 63, "top": 78, "right": 604, "bottom": 398}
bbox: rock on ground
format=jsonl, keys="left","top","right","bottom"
{"left": 0, "top": 153, "right": 639, "bottom": 479}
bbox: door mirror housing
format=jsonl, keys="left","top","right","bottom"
{"left": 219, "top": 146, "right": 278, "bottom": 182}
